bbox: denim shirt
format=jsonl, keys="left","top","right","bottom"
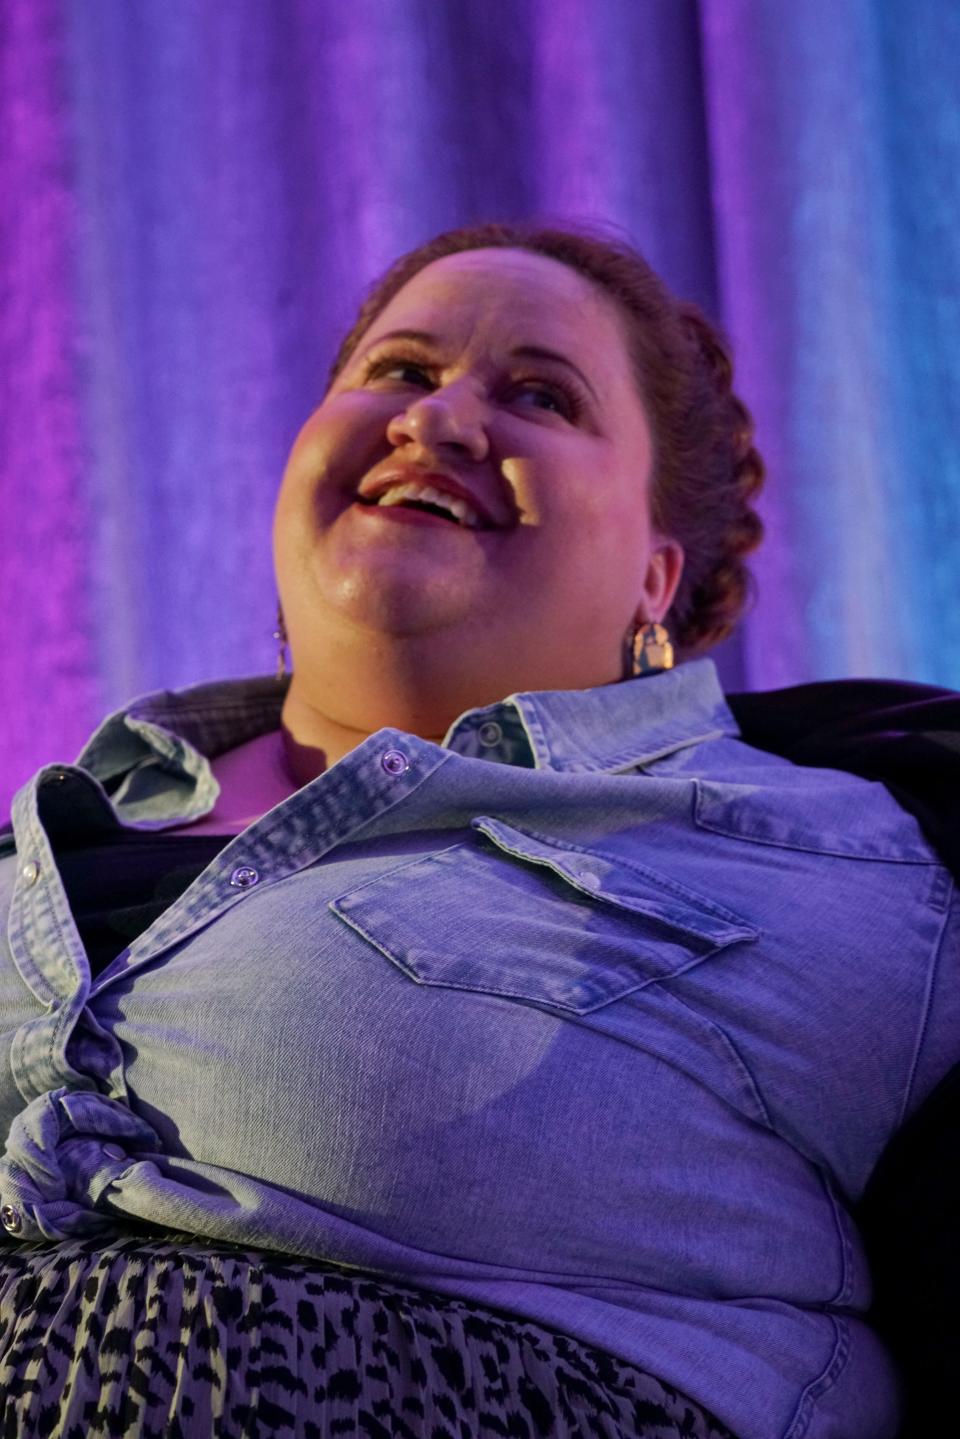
{"left": 1, "top": 660, "right": 957, "bottom": 1439}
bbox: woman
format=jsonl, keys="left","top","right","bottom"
{"left": 0, "top": 223, "right": 954, "bottom": 1439}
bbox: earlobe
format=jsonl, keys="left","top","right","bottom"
{"left": 643, "top": 540, "right": 685, "bottom": 622}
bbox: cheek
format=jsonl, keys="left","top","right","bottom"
{"left": 291, "top": 396, "right": 392, "bottom": 486}
{"left": 577, "top": 465, "right": 653, "bottom": 560}
{"left": 526, "top": 463, "right": 649, "bottom": 557}
{"left": 276, "top": 400, "right": 392, "bottom": 528}
{"left": 287, "top": 410, "right": 352, "bottom": 487}
{"left": 541, "top": 485, "right": 653, "bottom": 608}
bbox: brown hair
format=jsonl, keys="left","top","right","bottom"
{"left": 328, "top": 222, "right": 765, "bottom": 655}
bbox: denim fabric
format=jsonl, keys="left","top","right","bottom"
{"left": 1, "top": 660, "right": 957, "bottom": 1439}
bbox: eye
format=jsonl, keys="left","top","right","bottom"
{"left": 360, "top": 355, "right": 434, "bottom": 390}
{"left": 509, "top": 378, "right": 583, "bottom": 421}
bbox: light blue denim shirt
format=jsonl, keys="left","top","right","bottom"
{"left": 1, "top": 660, "right": 957, "bottom": 1439}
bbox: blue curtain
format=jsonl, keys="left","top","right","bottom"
{"left": 2, "top": 0, "right": 958, "bottom": 811}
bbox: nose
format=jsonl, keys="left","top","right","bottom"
{"left": 386, "top": 382, "right": 489, "bottom": 462}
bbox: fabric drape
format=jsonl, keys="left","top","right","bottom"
{"left": 2, "top": 0, "right": 958, "bottom": 811}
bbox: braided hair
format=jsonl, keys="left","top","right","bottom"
{"left": 328, "top": 223, "right": 765, "bottom": 656}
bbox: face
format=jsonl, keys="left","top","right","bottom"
{"left": 273, "top": 247, "right": 683, "bottom": 700}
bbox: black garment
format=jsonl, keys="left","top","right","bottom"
{"left": 729, "top": 677, "right": 960, "bottom": 1439}
{"left": 728, "top": 676, "right": 960, "bottom": 876}
{"left": 56, "top": 831, "right": 231, "bottom": 976}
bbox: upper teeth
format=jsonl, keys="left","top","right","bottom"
{"left": 373, "top": 480, "right": 482, "bottom": 528}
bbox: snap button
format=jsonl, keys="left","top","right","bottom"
{"left": 102, "top": 1144, "right": 125, "bottom": 1162}
{"left": 381, "top": 749, "right": 409, "bottom": 776}
{"left": 20, "top": 859, "right": 40, "bottom": 887}
{"left": 478, "top": 721, "right": 503, "bottom": 748}
{"left": 576, "top": 869, "right": 602, "bottom": 892}
{"left": 1, "top": 1203, "right": 22, "bottom": 1234}
{"left": 229, "top": 866, "right": 260, "bottom": 889}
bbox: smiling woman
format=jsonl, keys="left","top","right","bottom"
{"left": 327, "top": 224, "right": 765, "bottom": 649}
{"left": 274, "top": 243, "right": 682, "bottom": 768}
{"left": 0, "top": 222, "right": 955, "bottom": 1439}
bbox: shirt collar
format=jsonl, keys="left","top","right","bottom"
{"left": 444, "top": 658, "right": 738, "bottom": 771}
{"left": 74, "top": 676, "right": 289, "bottom": 827}
{"left": 70, "top": 659, "right": 737, "bottom": 827}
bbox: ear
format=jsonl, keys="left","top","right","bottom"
{"left": 638, "top": 537, "right": 685, "bottom": 624}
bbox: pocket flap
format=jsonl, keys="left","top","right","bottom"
{"left": 331, "top": 817, "right": 757, "bottom": 1014}
{"left": 470, "top": 816, "right": 754, "bottom": 944}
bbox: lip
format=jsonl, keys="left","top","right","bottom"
{"left": 353, "top": 502, "right": 474, "bottom": 532}
{"left": 357, "top": 464, "right": 504, "bottom": 529}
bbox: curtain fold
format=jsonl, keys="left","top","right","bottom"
{"left": 700, "top": 0, "right": 960, "bottom": 689}
{"left": 2, "top": 0, "right": 958, "bottom": 811}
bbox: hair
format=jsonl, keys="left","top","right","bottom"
{"left": 327, "top": 222, "right": 765, "bottom": 655}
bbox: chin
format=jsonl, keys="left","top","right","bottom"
{"left": 319, "top": 572, "right": 474, "bottom": 640}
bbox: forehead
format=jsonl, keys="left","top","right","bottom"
{"left": 360, "top": 247, "right": 628, "bottom": 357}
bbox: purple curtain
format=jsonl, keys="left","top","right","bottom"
{"left": 2, "top": 0, "right": 959, "bottom": 812}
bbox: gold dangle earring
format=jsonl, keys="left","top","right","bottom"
{"left": 630, "top": 620, "right": 675, "bottom": 677}
{"left": 273, "top": 604, "right": 290, "bottom": 680}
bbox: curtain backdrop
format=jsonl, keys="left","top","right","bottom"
{"left": 2, "top": 0, "right": 958, "bottom": 812}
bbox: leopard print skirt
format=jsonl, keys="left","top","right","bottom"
{"left": 0, "top": 1233, "right": 737, "bottom": 1439}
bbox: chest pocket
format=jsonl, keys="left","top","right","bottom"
{"left": 330, "top": 816, "right": 758, "bottom": 1014}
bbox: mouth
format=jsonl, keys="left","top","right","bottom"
{"left": 353, "top": 498, "right": 479, "bottom": 530}
{"left": 356, "top": 467, "right": 505, "bottom": 531}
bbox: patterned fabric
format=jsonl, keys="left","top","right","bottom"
{"left": 0, "top": 1234, "right": 736, "bottom": 1439}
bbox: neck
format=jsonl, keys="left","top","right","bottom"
{"left": 280, "top": 679, "right": 449, "bottom": 785}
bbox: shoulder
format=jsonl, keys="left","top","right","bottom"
{"left": 726, "top": 675, "right": 960, "bottom": 874}
{"left": 645, "top": 718, "right": 941, "bottom": 868}
{"left": 691, "top": 741, "right": 938, "bottom": 866}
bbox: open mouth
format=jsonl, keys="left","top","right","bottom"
{"left": 352, "top": 495, "right": 495, "bottom": 529}
{"left": 356, "top": 495, "right": 466, "bottom": 525}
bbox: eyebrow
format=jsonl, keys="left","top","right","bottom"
{"left": 362, "top": 329, "right": 599, "bottom": 402}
